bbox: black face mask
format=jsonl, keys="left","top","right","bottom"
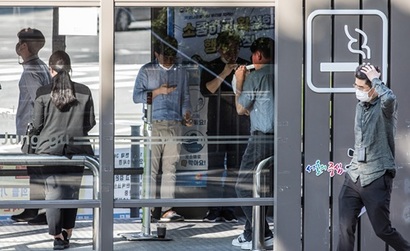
{"left": 15, "top": 41, "right": 25, "bottom": 64}
{"left": 15, "top": 42, "right": 22, "bottom": 56}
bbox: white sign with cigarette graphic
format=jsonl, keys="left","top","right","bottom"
{"left": 306, "top": 9, "right": 388, "bottom": 93}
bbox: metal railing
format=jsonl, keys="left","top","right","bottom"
{"left": 0, "top": 154, "right": 100, "bottom": 250}
{"left": 252, "top": 156, "right": 274, "bottom": 251}
{"left": 0, "top": 153, "right": 276, "bottom": 250}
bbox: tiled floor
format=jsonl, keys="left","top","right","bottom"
{"left": 0, "top": 217, "right": 274, "bottom": 251}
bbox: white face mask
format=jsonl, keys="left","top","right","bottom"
{"left": 355, "top": 89, "right": 371, "bottom": 102}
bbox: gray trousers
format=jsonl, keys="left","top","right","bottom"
{"left": 148, "top": 120, "right": 181, "bottom": 213}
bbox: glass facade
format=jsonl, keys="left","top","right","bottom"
{"left": 0, "top": 2, "right": 275, "bottom": 250}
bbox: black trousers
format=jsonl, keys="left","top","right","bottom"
{"left": 337, "top": 173, "right": 410, "bottom": 251}
{"left": 235, "top": 134, "right": 273, "bottom": 240}
{"left": 43, "top": 166, "right": 84, "bottom": 236}
{"left": 27, "top": 166, "right": 46, "bottom": 201}
{"left": 206, "top": 141, "right": 246, "bottom": 214}
{"left": 23, "top": 166, "right": 46, "bottom": 215}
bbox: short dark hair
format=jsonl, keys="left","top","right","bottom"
{"left": 355, "top": 63, "right": 381, "bottom": 87}
{"left": 153, "top": 35, "right": 178, "bottom": 57}
{"left": 17, "top": 28, "right": 45, "bottom": 54}
{"left": 216, "top": 31, "right": 241, "bottom": 48}
{"left": 250, "top": 37, "right": 274, "bottom": 59}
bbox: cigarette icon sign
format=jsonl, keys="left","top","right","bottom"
{"left": 306, "top": 9, "right": 388, "bottom": 93}
{"left": 320, "top": 62, "right": 358, "bottom": 72}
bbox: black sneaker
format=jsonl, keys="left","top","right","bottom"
{"left": 53, "top": 237, "right": 69, "bottom": 250}
{"left": 203, "top": 210, "right": 221, "bottom": 223}
{"left": 27, "top": 213, "right": 47, "bottom": 225}
{"left": 62, "top": 230, "right": 70, "bottom": 245}
{"left": 10, "top": 209, "right": 38, "bottom": 222}
{"left": 221, "top": 210, "right": 238, "bottom": 223}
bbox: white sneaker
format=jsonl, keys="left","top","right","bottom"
{"left": 232, "top": 233, "right": 250, "bottom": 247}
{"left": 159, "top": 210, "right": 184, "bottom": 222}
{"left": 240, "top": 235, "right": 274, "bottom": 250}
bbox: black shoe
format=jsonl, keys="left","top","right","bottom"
{"left": 151, "top": 207, "right": 162, "bottom": 219}
{"left": 221, "top": 210, "right": 238, "bottom": 223}
{"left": 10, "top": 209, "right": 38, "bottom": 222}
{"left": 53, "top": 237, "right": 69, "bottom": 250}
{"left": 203, "top": 210, "right": 221, "bottom": 223}
{"left": 27, "top": 213, "right": 47, "bottom": 225}
{"left": 151, "top": 207, "right": 161, "bottom": 223}
{"left": 62, "top": 230, "right": 70, "bottom": 245}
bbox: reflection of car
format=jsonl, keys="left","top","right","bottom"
{"left": 115, "top": 8, "right": 133, "bottom": 31}
{"left": 115, "top": 7, "right": 150, "bottom": 31}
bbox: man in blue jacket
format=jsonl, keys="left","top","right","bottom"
{"left": 11, "top": 27, "right": 51, "bottom": 225}
{"left": 133, "top": 35, "right": 192, "bottom": 222}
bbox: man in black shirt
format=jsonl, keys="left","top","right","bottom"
{"left": 200, "top": 31, "right": 250, "bottom": 223}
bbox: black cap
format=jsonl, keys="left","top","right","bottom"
{"left": 17, "top": 28, "right": 45, "bottom": 42}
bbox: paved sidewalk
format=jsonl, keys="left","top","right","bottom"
{"left": 0, "top": 217, "right": 274, "bottom": 250}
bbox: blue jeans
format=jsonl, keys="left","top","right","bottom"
{"left": 235, "top": 133, "right": 273, "bottom": 240}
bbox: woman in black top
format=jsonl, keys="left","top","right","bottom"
{"left": 32, "top": 50, "right": 96, "bottom": 250}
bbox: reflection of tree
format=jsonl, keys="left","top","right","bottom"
{"left": 153, "top": 7, "right": 274, "bottom": 39}
{"left": 151, "top": 7, "right": 213, "bottom": 63}
{"left": 152, "top": 7, "right": 213, "bottom": 38}
{"left": 178, "top": 7, "right": 211, "bottom": 18}
{"left": 151, "top": 7, "right": 274, "bottom": 63}
{"left": 152, "top": 7, "right": 168, "bottom": 38}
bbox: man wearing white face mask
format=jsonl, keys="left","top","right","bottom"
{"left": 133, "top": 35, "right": 192, "bottom": 222}
{"left": 353, "top": 64, "right": 380, "bottom": 103}
{"left": 11, "top": 27, "right": 51, "bottom": 226}
{"left": 337, "top": 63, "right": 410, "bottom": 251}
